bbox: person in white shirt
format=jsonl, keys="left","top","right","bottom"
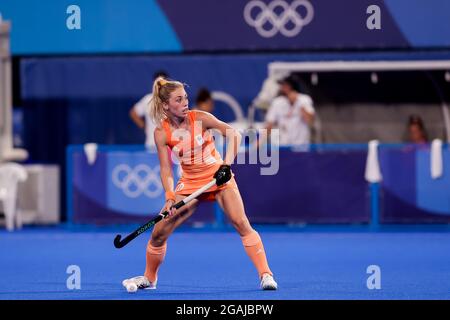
{"left": 263, "top": 74, "right": 315, "bottom": 146}
{"left": 129, "top": 71, "right": 168, "bottom": 149}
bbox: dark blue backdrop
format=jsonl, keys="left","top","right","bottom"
{"left": 68, "top": 146, "right": 370, "bottom": 224}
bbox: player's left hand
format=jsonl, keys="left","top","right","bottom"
{"left": 214, "top": 164, "right": 232, "bottom": 186}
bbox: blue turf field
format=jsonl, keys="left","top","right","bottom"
{"left": 1, "top": 227, "right": 450, "bottom": 300}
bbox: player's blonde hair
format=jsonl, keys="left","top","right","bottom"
{"left": 150, "top": 76, "right": 185, "bottom": 124}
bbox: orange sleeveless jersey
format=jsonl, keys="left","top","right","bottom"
{"left": 161, "top": 110, "right": 236, "bottom": 198}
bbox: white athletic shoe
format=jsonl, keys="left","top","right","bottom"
{"left": 260, "top": 274, "right": 278, "bottom": 290}
{"left": 122, "top": 276, "right": 157, "bottom": 290}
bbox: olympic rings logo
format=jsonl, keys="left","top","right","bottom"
{"left": 244, "top": 0, "right": 314, "bottom": 38}
{"left": 112, "top": 164, "right": 162, "bottom": 198}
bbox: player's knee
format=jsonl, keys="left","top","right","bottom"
{"left": 231, "top": 217, "right": 251, "bottom": 234}
{"left": 179, "top": 204, "right": 196, "bottom": 217}
{"left": 151, "top": 232, "right": 168, "bottom": 247}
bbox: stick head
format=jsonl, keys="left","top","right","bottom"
{"left": 114, "top": 235, "right": 124, "bottom": 248}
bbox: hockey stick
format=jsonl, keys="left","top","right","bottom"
{"left": 113, "top": 178, "right": 217, "bottom": 249}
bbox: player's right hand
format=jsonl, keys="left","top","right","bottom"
{"left": 161, "top": 199, "right": 176, "bottom": 219}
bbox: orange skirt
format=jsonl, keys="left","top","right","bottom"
{"left": 175, "top": 176, "right": 238, "bottom": 202}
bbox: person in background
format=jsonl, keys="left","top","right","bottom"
{"left": 260, "top": 74, "right": 315, "bottom": 147}
{"left": 406, "top": 114, "right": 428, "bottom": 144}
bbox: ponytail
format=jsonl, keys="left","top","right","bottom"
{"left": 149, "top": 76, "right": 184, "bottom": 125}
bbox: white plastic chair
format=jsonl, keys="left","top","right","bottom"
{"left": 0, "top": 163, "right": 28, "bottom": 231}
